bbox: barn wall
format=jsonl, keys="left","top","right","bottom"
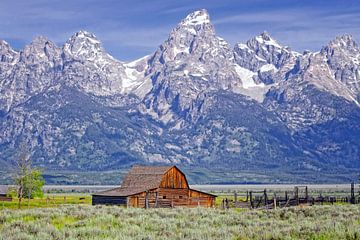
{"left": 160, "top": 167, "right": 188, "bottom": 189}
{"left": 92, "top": 195, "right": 127, "bottom": 206}
{"left": 189, "top": 189, "right": 215, "bottom": 207}
{"left": 128, "top": 188, "right": 215, "bottom": 208}
{"left": 0, "top": 195, "right": 12, "bottom": 202}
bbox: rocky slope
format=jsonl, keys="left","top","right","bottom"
{"left": 0, "top": 9, "right": 359, "bottom": 183}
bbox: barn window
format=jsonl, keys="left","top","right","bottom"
{"left": 163, "top": 196, "right": 166, "bottom": 199}
{"left": 179, "top": 196, "right": 183, "bottom": 199}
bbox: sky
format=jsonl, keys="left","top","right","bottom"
{"left": 0, "top": 0, "right": 360, "bottom": 61}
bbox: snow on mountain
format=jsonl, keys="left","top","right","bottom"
{"left": 141, "top": 9, "right": 246, "bottom": 122}
{"left": 320, "top": 34, "right": 360, "bottom": 98}
{"left": 264, "top": 34, "right": 360, "bottom": 131}
{"left": 0, "top": 9, "right": 359, "bottom": 180}
{"left": 234, "top": 32, "right": 299, "bottom": 83}
{"left": 0, "top": 40, "right": 18, "bottom": 65}
{"left": 124, "top": 54, "right": 152, "bottom": 97}
{"left": 181, "top": 9, "right": 211, "bottom": 26}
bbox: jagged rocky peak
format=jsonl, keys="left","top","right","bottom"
{"left": 321, "top": 34, "right": 360, "bottom": 60}
{"left": 249, "top": 31, "right": 284, "bottom": 50}
{"left": 243, "top": 31, "right": 297, "bottom": 70}
{"left": 173, "top": 9, "right": 216, "bottom": 41}
{"left": 143, "top": 9, "right": 242, "bottom": 123}
{"left": 0, "top": 40, "right": 18, "bottom": 63}
{"left": 149, "top": 9, "right": 232, "bottom": 67}
{"left": 327, "top": 34, "right": 358, "bottom": 49}
{"left": 61, "top": 30, "right": 129, "bottom": 97}
{"left": 63, "top": 30, "right": 111, "bottom": 62}
{"left": 179, "top": 9, "right": 210, "bottom": 27}
{"left": 319, "top": 34, "right": 360, "bottom": 96}
{"left": 19, "top": 36, "right": 62, "bottom": 64}
{"left": 19, "top": 36, "right": 62, "bottom": 67}
{"left": 234, "top": 31, "right": 285, "bottom": 72}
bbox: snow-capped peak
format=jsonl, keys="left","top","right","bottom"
{"left": 63, "top": 30, "right": 109, "bottom": 62}
{"left": 235, "top": 43, "right": 250, "bottom": 50}
{"left": 255, "top": 31, "right": 282, "bottom": 49}
{"left": 180, "top": 9, "right": 210, "bottom": 26}
{"left": 0, "top": 40, "right": 17, "bottom": 54}
{"left": 327, "top": 34, "right": 358, "bottom": 49}
{"left": 19, "top": 36, "right": 61, "bottom": 63}
{"left": 31, "top": 35, "right": 51, "bottom": 44}
{"left": 0, "top": 39, "right": 18, "bottom": 64}
{"left": 71, "top": 30, "right": 101, "bottom": 44}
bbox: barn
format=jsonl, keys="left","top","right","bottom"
{"left": 0, "top": 185, "right": 7, "bottom": 197}
{"left": 92, "top": 165, "right": 216, "bottom": 208}
{"left": 0, "top": 185, "right": 12, "bottom": 202}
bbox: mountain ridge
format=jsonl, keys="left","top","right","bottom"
{"left": 0, "top": 9, "right": 359, "bottom": 183}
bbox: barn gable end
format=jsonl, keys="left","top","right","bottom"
{"left": 160, "top": 166, "right": 189, "bottom": 189}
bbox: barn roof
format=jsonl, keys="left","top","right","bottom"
{"left": 0, "top": 185, "right": 8, "bottom": 195}
{"left": 93, "top": 165, "right": 174, "bottom": 197}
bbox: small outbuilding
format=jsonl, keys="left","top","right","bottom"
{"left": 92, "top": 165, "right": 216, "bottom": 208}
{"left": 0, "top": 185, "right": 7, "bottom": 197}
{"left": 0, "top": 185, "right": 12, "bottom": 202}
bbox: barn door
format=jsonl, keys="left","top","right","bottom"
{"left": 135, "top": 197, "right": 139, "bottom": 207}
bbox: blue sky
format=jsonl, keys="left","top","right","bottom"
{"left": 1, "top": 0, "right": 359, "bottom": 61}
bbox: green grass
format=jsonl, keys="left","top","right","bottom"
{"left": 51, "top": 216, "right": 79, "bottom": 230}
{"left": 0, "top": 205, "right": 360, "bottom": 239}
{"left": 0, "top": 195, "right": 91, "bottom": 210}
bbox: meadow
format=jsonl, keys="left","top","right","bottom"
{"left": 0, "top": 195, "right": 91, "bottom": 210}
{"left": 1, "top": 204, "right": 360, "bottom": 240}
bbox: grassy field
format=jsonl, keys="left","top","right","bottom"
{"left": 0, "top": 204, "right": 360, "bottom": 240}
{"left": 0, "top": 195, "right": 91, "bottom": 210}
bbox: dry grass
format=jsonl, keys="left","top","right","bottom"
{"left": 0, "top": 204, "right": 359, "bottom": 239}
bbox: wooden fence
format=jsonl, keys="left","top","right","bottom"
{"left": 220, "top": 183, "right": 359, "bottom": 209}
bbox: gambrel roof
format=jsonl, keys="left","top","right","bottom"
{"left": 93, "top": 165, "right": 186, "bottom": 197}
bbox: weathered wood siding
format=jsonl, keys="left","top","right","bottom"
{"left": 188, "top": 189, "right": 215, "bottom": 207}
{"left": 128, "top": 188, "right": 215, "bottom": 208}
{"left": 160, "top": 167, "right": 188, "bottom": 189}
{"left": 0, "top": 196, "right": 12, "bottom": 202}
{"left": 92, "top": 195, "right": 127, "bottom": 206}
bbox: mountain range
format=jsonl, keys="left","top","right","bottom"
{"left": 0, "top": 9, "right": 359, "bottom": 184}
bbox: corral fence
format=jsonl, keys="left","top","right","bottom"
{"left": 220, "top": 183, "right": 360, "bottom": 209}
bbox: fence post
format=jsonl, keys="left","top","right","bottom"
{"left": 264, "top": 189, "right": 268, "bottom": 209}
{"left": 250, "top": 191, "right": 253, "bottom": 209}
{"left": 234, "top": 192, "right": 238, "bottom": 204}
{"left": 295, "top": 187, "right": 299, "bottom": 205}
{"left": 305, "top": 186, "right": 309, "bottom": 203}
{"left": 351, "top": 182, "right": 355, "bottom": 204}
{"left": 273, "top": 196, "right": 277, "bottom": 210}
{"left": 246, "top": 191, "right": 249, "bottom": 202}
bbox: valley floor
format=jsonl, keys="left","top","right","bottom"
{"left": 0, "top": 205, "right": 359, "bottom": 240}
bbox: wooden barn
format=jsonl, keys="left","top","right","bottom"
{"left": 92, "top": 165, "right": 216, "bottom": 208}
